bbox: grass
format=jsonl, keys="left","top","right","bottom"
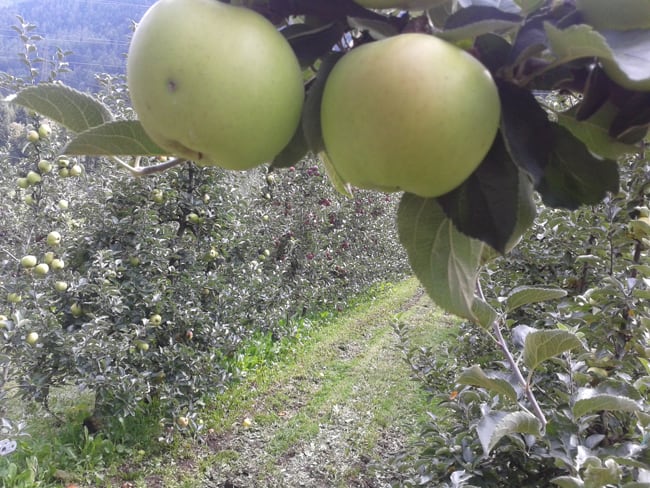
{"left": 0, "top": 278, "right": 460, "bottom": 487}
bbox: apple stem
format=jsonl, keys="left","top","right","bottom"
{"left": 110, "top": 156, "right": 187, "bottom": 176}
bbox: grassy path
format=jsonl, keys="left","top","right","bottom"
{"left": 131, "top": 278, "right": 458, "bottom": 487}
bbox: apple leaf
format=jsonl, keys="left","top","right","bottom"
{"left": 550, "top": 477, "right": 585, "bottom": 488}
{"left": 302, "top": 52, "right": 342, "bottom": 155}
{"left": 282, "top": 22, "right": 345, "bottom": 69}
{"left": 609, "top": 92, "right": 650, "bottom": 140}
{"left": 499, "top": 82, "right": 553, "bottom": 185}
{"left": 487, "top": 411, "right": 542, "bottom": 454}
{"left": 600, "top": 29, "right": 650, "bottom": 85}
{"left": 544, "top": 23, "right": 612, "bottom": 64}
{"left": 64, "top": 120, "right": 170, "bottom": 156}
{"left": 441, "top": 6, "right": 521, "bottom": 41}
{"left": 6, "top": 83, "right": 113, "bottom": 133}
{"left": 347, "top": 16, "right": 399, "bottom": 40}
{"left": 320, "top": 151, "right": 352, "bottom": 198}
{"left": 457, "top": 0, "right": 522, "bottom": 14}
{"left": 537, "top": 125, "right": 619, "bottom": 210}
{"left": 397, "top": 194, "right": 486, "bottom": 323}
{"left": 437, "top": 135, "right": 519, "bottom": 254}
{"left": 573, "top": 389, "right": 640, "bottom": 418}
{"left": 523, "top": 329, "right": 582, "bottom": 371}
{"left": 457, "top": 365, "right": 518, "bottom": 402}
{"left": 505, "top": 286, "right": 567, "bottom": 313}
{"left": 557, "top": 104, "right": 642, "bottom": 160}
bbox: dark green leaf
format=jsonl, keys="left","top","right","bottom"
{"left": 599, "top": 29, "right": 650, "bottom": 86}
{"left": 438, "top": 135, "right": 519, "bottom": 254}
{"left": 6, "top": 83, "right": 113, "bottom": 133}
{"left": 523, "top": 329, "right": 582, "bottom": 371}
{"left": 441, "top": 6, "right": 521, "bottom": 41}
{"left": 64, "top": 121, "right": 169, "bottom": 156}
{"left": 488, "top": 411, "right": 542, "bottom": 453}
{"left": 537, "top": 125, "right": 619, "bottom": 209}
{"left": 474, "top": 33, "right": 512, "bottom": 74}
{"left": 573, "top": 389, "right": 641, "bottom": 418}
{"left": 499, "top": 82, "right": 553, "bottom": 184}
{"left": 575, "top": 66, "right": 610, "bottom": 121}
{"left": 347, "top": 16, "right": 399, "bottom": 40}
{"left": 398, "top": 194, "right": 486, "bottom": 323}
{"left": 282, "top": 22, "right": 345, "bottom": 69}
{"left": 458, "top": 365, "right": 518, "bottom": 401}
{"left": 302, "top": 52, "right": 343, "bottom": 155}
{"left": 506, "top": 286, "right": 567, "bottom": 312}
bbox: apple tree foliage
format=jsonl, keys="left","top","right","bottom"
{"left": 3, "top": 0, "right": 650, "bottom": 483}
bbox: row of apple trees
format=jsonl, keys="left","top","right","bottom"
{"left": 394, "top": 145, "right": 650, "bottom": 486}
{"left": 0, "top": 65, "right": 407, "bottom": 439}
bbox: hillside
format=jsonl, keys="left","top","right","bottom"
{"left": 0, "top": 0, "right": 155, "bottom": 92}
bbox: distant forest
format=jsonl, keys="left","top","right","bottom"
{"left": 0, "top": 0, "right": 156, "bottom": 92}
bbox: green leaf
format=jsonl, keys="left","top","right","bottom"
{"left": 600, "top": 29, "right": 650, "bottom": 86}
{"left": 64, "top": 121, "right": 170, "bottom": 156}
{"left": 573, "top": 390, "right": 641, "bottom": 418}
{"left": 320, "top": 151, "right": 352, "bottom": 198}
{"left": 478, "top": 410, "right": 541, "bottom": 455}
{"left": 397, "top": 194, "right": 486, "bottom": 323}
{"left": 545, "top": 23, "right": 613, "bottom": 65}
{"left": 523, "top": 329, "right": 582, "bottom": 371}
{"left": 551, "top": 476, "right": 585, "bottom": 488}
{"left": 457, "top": 365, "right": 518, "bottom": 401}
{"left": 537, "top": 125, "right": 619, "bottom": 210}
{"left": 584, "top": 458, "right": 621, "bottom": 488}
{"left": 440, "top": 6, "right": 521, "bottom": 41}
{"left": 557, "top": 103, "right": 641, "bottom": 160}
{"left": 506, "top": 286, "right": 567, "bottom": 312}
{"left": 6, "top": 83, "right": 113, "bottom": 133}
{"left": 471, "top": 298, "right": 498, "bottom": 329}
{"left": 282, "top": 22, "right": 345, "bottom": 69}
{"left": 438, "top": 135, "right": 519, "bottom": 254}
{"left": 347, "top": 16, "right": 399, "bottom": 40}
{"left": 302, "top": 52, "right": 343, "bottom": 155}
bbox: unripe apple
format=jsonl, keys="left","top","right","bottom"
{"left": 23, "top": 194, "right": 34, "bottom": 205}
{"left": 26, "top": 130, "right": 39, "bottom": 143}
{"left": 71, "top": 303, "right": 83, "bottom": 317}
{"left": 126, "top": 0, "right": 304, "bottom": 170}
{"left": 51, "top": 258, "right": 65, "bottom": 271}
{"left": 58, "top": 199, "right": 69, "bottom": 210}
{"left": 135, "top": 340, "right": 150, "bottom": 352}
{"left": 57, "top": 157, "right": 70, "bottom": 168}
{"left": 129, "top": 256, "right": 141, "bottom": 266}
{"left": 58, "top": 168, "right": 70, "bottom": 178}
{"left": 38, "top": 160, "right": 52, "bottom": 173}
{"left": 21, "top": 255, "right": 37, "bottom": 268}
{"left": 150, "top": 314, "right": 162, "bottom": 326}
{"left": 17, "top": 177, "right": 29, "bottom": 189}
{"left": 26, "top": 171, "right": 41, "bottom": 185}
{"left": 26, "top": 331, "right": 39, "bottom": 345}
{"left": 54, "top": 281, "right": 68, "bottom": 291}
{"left": 151, "top": 189, "right": 164, "bottom": 204}
{"left": 34, "top": 263, "right": 49, "bottom": 276}
{"left": 176, "top": 416, "right": 189, "bottom": 428}
{"left": 69, "top": 164, "right": 83, "bottom": 177}
{"left": 43, "top": 251, "right": 55, "bottom": 264}
{"left": 8, "top": 293, "right": 22, "bottom": 303}
{"left": 47, "top": 231, "right": 62, "bottom": 246}
{"left": 187, "top": 212, "right": 200, "bottom": 224}
{"left": 38, "top": 123, "right": 52, "bottom": 139}
{"left": 321, "top": 33, "right": 500, "bottom": 198}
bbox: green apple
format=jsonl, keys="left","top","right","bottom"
{"left": 38, "top": 123, "right": 52, "bottom": 138}
{"left": 129, "top": 256, "right": 141, "bottom": 266}
{"left": 355, "top": 0, "right": 446, "bottom": 9}
{"left": 38, "top": 160, "right": 52, "bottom": 173}
{"left": 69, "top": 164, "right": 83, "bottom": 177}
{"left": 51, "top": 258, "right": 65, "bottom": 271}
{"left": 57, "top": 157, "right": 70, "bottom": 168}
{"left": 58, "top": 199, "right": 69, "bottom": 210}
{"left": 23, "top": 194, "right": 34, "bottom": 205}
{"left": 34, "top": 263, "right": 49, "bottom": 276}
{"left": 576, "top": 0, "right": 650, "bottom": 31}
{"left": 135, "top": 340, "right": 150, "bottom": 352}
{"left": 54, "top": 281, "right": 68, "bottom": 291}
{"left": 17, "top": 177, "right": 29, "bottom": 189}
{"left": 47, "top": 231, "right": 62, "bottom": 247}
{"left": 26, "top": 331, "right": 39, "bottom": 345}
{"left": 151, "top": 189, "right": 164, "bottom": 204}
{"left": 321, "top": 33, "right": 500, "bottom": 198}
{"left": 26, "top": 171, "right": 41, "bottom": 185}
{"left": 176, "top": 416, "right": 189, "bottom": 428}
{"left": 7, "top": 293, "right": 22, "bottom": 303}
{"left": 26, "top": 130, "right": 39, "bottom": 143}
{"left": 43, "top": 252, "right": 55, "bottom": 264}
{"left": 187, "top": 212, "right": 200, "bottom": 224}
{"left": 21, "top": 255, "right": 38, "bottom": 268}
{"left": 150, "top": 314, "right": 162, "bottom": 326}
{"left": 58, "top": 168, "right": 70, "bottom": 178}
{"left": 126, "top": 0, "right": 304, "bottom": 170}
{"left": 71, "top": 303, "right": 83, "bottom": 317}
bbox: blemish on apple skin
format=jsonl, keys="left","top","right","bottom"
{"left": 167, "top": 79, "right": 177, "bottom": 93}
